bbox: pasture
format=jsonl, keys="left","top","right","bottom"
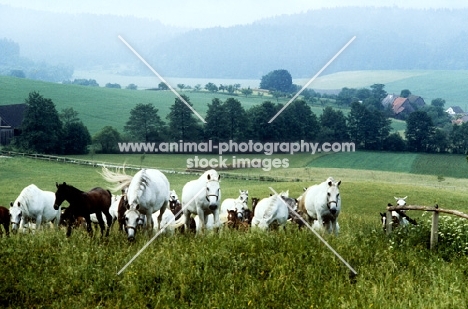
{"left": 2, "top": 70, "right": 468, "bottom": 135}
{"left": 2, "top": 153, "right": 468, "bottom": 308}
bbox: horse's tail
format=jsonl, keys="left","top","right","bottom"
{"left": 99, "top": 166, "right": 133, "bottom": 192}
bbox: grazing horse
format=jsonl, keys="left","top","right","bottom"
{"left": 54, "top": 182, "right": 112, "bottom": 237}
{"left": 175, "top": 169, "right": 221, "bottom": 233}
{"left": 90, "top": 194, "right": 121, "bottom": 228}
{"left": 299, "top": 177, "right": 341, "bottom": 235}
{"left": 99, "top": 167, "right": 171, "bottom": 240}
{"left": 0, "top": 206, "right": 10, "bottom": 236}
{"left": 124, "top": 207, "right": 176, "bottom": 240}
{"left": 10, "top": 184, "right": 61, "bottom": 234}
{"left": 125, "top": 169, "right": 170, "bottom": 238}
{"left": 251, "top": 192, "right": 292, "bottom": 230}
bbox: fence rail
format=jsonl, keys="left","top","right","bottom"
{"left": 0, "top": 150, "right": 300, "bottom": 183}
{"left": 386, "top": 204, "right": 468, "bottom": 249}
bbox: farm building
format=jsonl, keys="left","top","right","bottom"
{"left": 445, "top": 106, "right": 464, "bottom": 116}
{"left": 381, "top": 94, "right": 426, "bottom": 119}
{"left": 0, "top": 103, "right": 27, "bottom": 146}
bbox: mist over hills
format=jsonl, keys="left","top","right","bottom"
{"left": 1, "top": 5, "right": 468, "bottom": 80}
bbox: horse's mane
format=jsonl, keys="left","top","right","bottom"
{"left": 14, "top": 185, "right": 36, "bottom": 214}
{"left": 99, "top": 166, "right": 133, "bottom": 192}
{"left": 128, "top": 169, "right": 149, "bottom": 202}
{"left": 262, "top": 194, "right": 278, "bottom": 221}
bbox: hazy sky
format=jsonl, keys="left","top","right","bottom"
{"left": 0, "top": 0, "right": 466, "bottom": 28}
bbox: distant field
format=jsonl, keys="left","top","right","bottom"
{"left": 1, "top": 70, "right": 467, "bottom": 135}
{"left": 306, "top": 151, "right": 468, "bottom": 179}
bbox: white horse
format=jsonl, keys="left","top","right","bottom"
{"left": 299, "top": 177, "right": 341, "bottom": 235}
{"left": 176, "top": 169, "right": 221, "bottom": 233}
{"left": 124, "top": 207, "right": 176, "bottom": 238}
{"left": 219, "top": 190, "right": 249, "bottom": 222}
{"left": 381, "top": 196, "right": 413, "bottom": 231}
{"left": 9, "top": 184, "right": 61, "bottom": 233}
{"left": 100, "top": 167, "right": 170, "bottom": 240}
{"left": 251, "top": 191, "right": 293, "bottom": 230}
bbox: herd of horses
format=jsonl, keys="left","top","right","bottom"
{"left": 0, "top": 166, "right": 415, "bottom": 240}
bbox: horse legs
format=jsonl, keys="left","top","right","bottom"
{"left": 102, "top": 210, "right": 113, "bottom": 237}
{"left": 94, "top": 211, "right": 106, "bottom": 237}
{"left": 36, "top": 214, "right": 43, "bottom": 231}
{"left": 83, "top": 214, "right": 93, "bottom": 237}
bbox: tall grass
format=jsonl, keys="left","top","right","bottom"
{"left": 2, "top": 156, "right": 468, "bottom": 307}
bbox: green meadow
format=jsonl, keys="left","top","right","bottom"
{"left": 2, "top": 70, "right": 468, "bottom": 135}
{"left": 2, "top": 151, "right": 468, "bottom": 308}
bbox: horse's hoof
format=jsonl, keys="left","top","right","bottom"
{"left": 128, "top": 236, "right": 135, "bottom": 242}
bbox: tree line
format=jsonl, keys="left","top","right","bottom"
{"left": 9, "top": 88, "right": 468, "bottom": 156}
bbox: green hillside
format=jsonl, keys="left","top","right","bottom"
{"left": 307, "top": 151, "right": 468, "bottom": 179}
{"left": 1, "top": 70, "right": 467, "bottom": 135}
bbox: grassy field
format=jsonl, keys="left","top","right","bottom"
{"left": 2, "top": 70, "right": 468, "bottom": 135}
{"left": 2, "top": 153, "right": 468, "bottom": 307}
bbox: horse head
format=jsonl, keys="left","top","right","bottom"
{"left": 9, "top": 201, "right": 22, "bottom": 233}
{"left": 205, "top": 172, "right": 221, "bottom": 210}
{"left": 326, "top": 180, "right": 341, "bottom": 215}
{"left": 54, "top": 182, "right": 70, "bottom": 210}
{"left": 124, "top": 208, "right": 141, "bottom": 241}
{"left": 238, "top": 190, "right": 249, "bottom": 205}
{"left": 394, "top": 196, "right": 407, "bottom": 206}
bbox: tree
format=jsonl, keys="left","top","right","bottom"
{"left": 59, "top": 107, "right": 91, "bottom": 154}
{"left": 405, "top": 110, "right": 435, "bottom": 152}
{"left": 240, "top": 87, "right": 253, "bottom": 97}
{"left": 319, "top": 106, "right": 349, "bottom": 142}
{"left": 370, "top": 84, "right": 387, "bottom": 101}
{"left": 431, "top": 98, "right": 446, "bottom": 108}
{"left": 260, "top": 69, "right": 293, "bottom": 93}
{"left": 62, "top": 122, "right": 91, "bottom": 154}
{"left": 450, "top": 122, "right": 468, "bottom": 154}
{"left": 204, "top": 98, "right": 229, "bottom": 142}
{"left": 347, "top": 101, "right": 391, "bottom": 150}
{"left": 177, "top": 84, "right": 185, "bottom": 91}
{"left": 16, "top": 91, "right": 63, "bottom": 154}
{"left": 205, "top": 82, "right": 218, "bottom": 93}
{"left": 105, "top": 83, "right": 121, "bottom": 89}
{"left": 124, "top": 103, "right": 165, "bottom": 142}
{"left": 223, "top": 98, "right": 248, "bottom": 141}
{"left": 126, "top": 84, "right": 138, "bottom": 90}
{"left": 245, "top": 101, "right": 285, "bottom": 142}
{"left": 92, "top": 126, "right": 122, "bottom": 153}
{"left": 383, "top": 132, "right": 406, "bottom": 151}
{"left": 400, "top": 89, "right": 411, "bottom": 98}
{"left": 166, "top": 95, "right": 203, "bottom": 141}
{"left": 158, "top": 82, "right": 169, "bottom": 90}
{"left": 336, "top": 87, "right": 358, "bottom": 106}
{"left": 59, "top": 107, "right": 79, "bottom": 125}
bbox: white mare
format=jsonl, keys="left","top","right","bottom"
{"left": 100, "top": 167, "right": 170, "bottom": 240}
{"left": 176, "top": 169, "right": 221, "bottom": 233}
{"left": 299, "top": 177, "right": 341, "bottom": 235}
{"left": 251, "top": 191, "right": 293, "bottom": 230}
{"left": 9, "top": 184, "right": 61, "bottom": 233}
{"left": 219, "top": 190, "right": 249, "bottom": 223}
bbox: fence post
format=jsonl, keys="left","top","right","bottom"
{"left": 386, "top": 210, "right": 392, "bottom": 235}
{"left": 430, "top": 205, "right": 439, "bottom": 250}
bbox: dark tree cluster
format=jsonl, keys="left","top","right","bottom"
{"left": 13, "top": 92, "right": 91, "bottom": 155}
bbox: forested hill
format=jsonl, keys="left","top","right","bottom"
{"left": 1, "top": 6, "right": 468, "bottom": 80}
{"left": 149, "top": 7, "right": 468, "bottom": 78}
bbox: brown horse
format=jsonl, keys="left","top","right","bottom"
{"left": 54, "top": 182, "right": 112, "bottom": 237}
{"left": 0, "top": 206, "right": 10, "bottom": 237}
{"left": 226, "top": 209, "right": 239, "bottom": 229}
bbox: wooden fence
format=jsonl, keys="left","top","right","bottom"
{"left": 0, "top": 150, "right": 301, "bottom": 183}
{"left": 386, "top": 204, "right": 468, "bottom": 249}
